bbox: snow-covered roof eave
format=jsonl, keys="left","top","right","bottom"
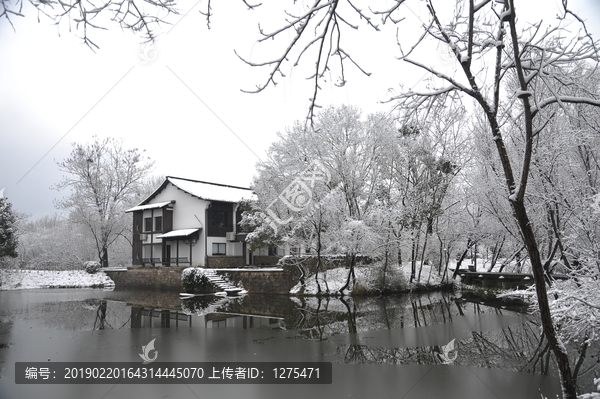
{"left": 125, "top": 200, "right": 175, "bottom": 213}
{"left": 156, "top": 228, "right": 202, "bottom": 239}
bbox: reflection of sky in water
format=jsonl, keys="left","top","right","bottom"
{"left": 0, "top": 289, "right": 570, "bottom": 399}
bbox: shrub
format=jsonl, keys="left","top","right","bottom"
{"left": 83, "top": 261, "right": 101, "bottom": 274}
{"left": 181, "top": 267, "right": 212, "bottom": 293}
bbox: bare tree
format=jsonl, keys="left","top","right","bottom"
{"left": 53, "top": 136, "right": 154, "bottom": 268}
{"left": 1, "top": 0, "right": 177, "bottom": 49}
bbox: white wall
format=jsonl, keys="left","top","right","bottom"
{"left": 147, "top": 183, "right": 209, "bottom": 266}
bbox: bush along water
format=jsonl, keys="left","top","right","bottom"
{"left": 83, "top": 261, "right": 101, "bottom": 274}
{"left": 181, "top": 268, "right": 216, "bottom": 294}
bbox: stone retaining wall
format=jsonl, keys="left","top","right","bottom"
{"left": 105, "top": 267, "right": 186, "bottom": 291}
{"left": 252, "top": 256, "right": 280, "bottom": 266}
{"left": 106, "top": 266, "right": 300, "bottom": 295}
{"left": 216, "top": 268, "right": 298, "bottom": 295}
{"left": 206, "top": 256, "right": 245, "bottom": 268}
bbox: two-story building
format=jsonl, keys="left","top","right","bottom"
{"left": 125, "top": 176, "right": 279, "bottom": 268}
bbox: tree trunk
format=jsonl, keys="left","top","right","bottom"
{"left": 512, "top": 199, "right": 577, "bottom": 398}
{"left": 451, "top": 239, "right": 475, "bottom": 279}
{"left": 101, "top": 246, "right": 109, "bottom": 268}
{"left": 487, "top": 237, "right": 505, "bottom": 272}
{"left": 410, "top": 226, "right": 421, "bottom": 283}
{"left": 417, "top": 228, "right": 430, "bottom": 283}
{"left": 315, "top": 224, "right": 322, "bottom": 295}
{"left": 339, "top": 253, "right": 356, "bottom": 296}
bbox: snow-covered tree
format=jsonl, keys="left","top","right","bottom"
{"left": 53, "top": 136, "right": 154, "bottom": 268}
{"left": 207, "top": 1, "right": 599, "bottom": 396}
{"left": 15, "top": 214, "right": 98, "bottom": 269}
{"left": 0, "top": 196, "right": 18, "bottom": 262}
{"left": 249, "top": 105, "right": 395, "bottom": 294}
{"left": 0, "top": 0, "right": 177, "bottom": 50}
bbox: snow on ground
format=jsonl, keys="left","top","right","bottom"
{"left": 0, "top": 269, "right": 115, "bottom": 290}
{"left": 290, "top": 261, "right": 451, "bottom": 296}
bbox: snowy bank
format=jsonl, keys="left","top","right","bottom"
{"left": 290, "top": 262, "right": 451, "bottom": 296}
{"left": 0, "top": 269, "right": 115, "bottom": 290}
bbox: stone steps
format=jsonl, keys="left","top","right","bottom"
{"left": 202, "top": 270, "right": 244, "bottom": 295}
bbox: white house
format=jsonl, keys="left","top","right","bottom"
{"left": 125, "top": 176, "right": 280, "bottom": 268}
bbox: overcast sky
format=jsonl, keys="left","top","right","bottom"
{"left": 1, "top": 0, "right": 598, "bottom": 219}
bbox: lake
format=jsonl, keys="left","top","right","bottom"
{"left": 0, "top": 288, "right": 570, "bottom": 398}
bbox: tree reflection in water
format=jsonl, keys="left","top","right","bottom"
{"left": 288, "top": 293, "right": 557, "bottom": 376}
{"left": 23, "top": 289, "right": 595, "bottom": 394}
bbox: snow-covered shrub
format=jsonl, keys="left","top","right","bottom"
{"left": 83, "top": 261, "right": 101, "bottom": 274}
{"left": 181, "top": 267, "right": 212, "bottom": 293}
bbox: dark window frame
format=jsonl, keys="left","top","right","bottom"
{"left": 212, "top": 242, "right": 226, "bottom": 256}
{"left": 154, "top": 216, "right": 163, "bottom": 232}
{"left": 144, "top": 217, "right": 152, "bottom": 232}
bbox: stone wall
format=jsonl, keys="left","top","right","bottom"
{"left": 252, "top": 256, "right": 280, "bottom": 266}
{"left": 106, "top": 266, "right": 301, "bottom": 295}
{"left": 105, "top": 267, "right": 186, "bottom": 291}
{"left": 206, "top": 256, "right": 245, "bottom": 268}
{"left": 216, "top": 269, "right": 298, "bottom": 295}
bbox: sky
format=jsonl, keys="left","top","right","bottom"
{"left": 0, "top": 0, "right": 599, "bottom": 219}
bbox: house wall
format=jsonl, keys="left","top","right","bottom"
{"left": 206, "top": 237, "right": 244, "bottom": 256}
{"left": 129, "top": 180, "right": 282, "bottom": 268}
{"left": 149, "top": 184, "right": 208, "bottom": 266}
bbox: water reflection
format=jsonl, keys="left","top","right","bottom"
{"left": 78, "top": 290, "right": 586, "bottom": 386}
{"left": 1, "top": 289, "right": 595, "bottom": 397}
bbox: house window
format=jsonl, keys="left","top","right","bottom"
{"left": 268, "top": 247, "right": 278, "bottom": 256}
{"left": 144, "top": 217, "right": 152, "bottom": 232}
{"left": 211, "top": 210, "right": 227, "bottom": 229}
{"left": 154, "top": 216, "right": 162, "bottom": 232}
{"left": 212, "top": 243, "right": 226, "bottom": 255}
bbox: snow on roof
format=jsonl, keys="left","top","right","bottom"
{"left": 125, "top": 201, "right": 174, "bottom": 213}
{"left": 167, "top": 176, "right": 255, "bottom": 203}
{"left": 156, "top": 228, "right": 201, "bottom": 239}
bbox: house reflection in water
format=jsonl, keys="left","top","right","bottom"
{"left": 129, "top": 306, "right": 284, "bottom": 330}
{"left": 130, "top": 307, "right": 192, "bottom": 328}
{"left": 204, "top": 313, "right": 283, "bottom": 329}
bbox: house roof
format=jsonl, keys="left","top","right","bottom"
{"left": 125, "top": 200, "right": 174, "bottom": 213}
{"left": 167, "top": 176, "right": 255, "bottom": 203}
{"left": 135, "top": 176, "right": 255, "bottom": 208}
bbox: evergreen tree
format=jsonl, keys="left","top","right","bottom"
{"left": 0, "top": 196, "right": 18, "bottom": 260}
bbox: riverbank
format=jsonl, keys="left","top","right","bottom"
{"left": 0, "top": 269, "right": 115, "bottom": 290}
{"left": 290, "top": 262, "right": 453, "bottom": 296}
